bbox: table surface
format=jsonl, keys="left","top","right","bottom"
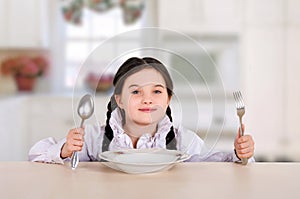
{"left": 1, "top": 162, "right": 300, "bottom": 199}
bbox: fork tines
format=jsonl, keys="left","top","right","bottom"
{"left": 233, "top": 91, "right": 244, "bottom": 109}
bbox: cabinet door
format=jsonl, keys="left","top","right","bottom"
{"left": 241, "top": 27, "right": 286, "bottom": 157}
{"left": 287, "top": 0, "right": 300, "bottom": 25}
{"left": 244, "top": 0, "right": 284, "bottom": 26}
{"left": 0, "top": 98, "right": 27, "bottom": 161}
{"left": 0, "top": 0, "right": 9, "bottom": 46}
{"left": 27, "top": 96, "right": 110, "bottom": 151}
{"left": 28, "top": 97, "right": 75, "bottom": 148}
{"left": 158, "top": 0, "right": 242, "bottom": 35}
{"left": 286, "top": 28, "right": 300, "bottom": 146}
{"left": 0, "top": 0, "right": 48, "bottom": 48}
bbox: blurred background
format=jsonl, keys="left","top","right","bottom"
{"left": 0, "top": 0, "right": 299, "bottom": 162}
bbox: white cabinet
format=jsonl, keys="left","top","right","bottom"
{"left": 241, "top": 0, "right": 300, "bottom": 160}
{"left": 0, "top": 95, "right": 110, "bottom": 161}
{"left": 158, "top": 0, "right": 242, "bottom": 35}
{"left": 26, "top": 95, "right": 110, "bottom": 156}
{"left": 0, "top": 97, "right": 27, "bottom": 161}
{"left": 287, "top": 0, "right": 300, "bottom": 25}
{"left": 244, "top": 0, "right": 285, "bottom": 25}
{"left": 286, "top": 27, "right": 300, "bottom": 148}
{"left": 241, "top": 28, "right": 285, "bottom": 157}
{"left": 0, "top": 0, "right": 8, "bottom": 45}
{"left": 26, "top": 97, "right": 75, "bottom": 150}
{"left": 0, "top": 0, "right": 49, "bottom": 48}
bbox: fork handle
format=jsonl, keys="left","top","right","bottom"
{"left": 239, "top": 119, "right": 248, "bottom": 165}
{"left": 239, "top": 118, "right": 244, "bottom": 136}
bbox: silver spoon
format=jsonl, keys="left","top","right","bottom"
{"left": 71, "top": 94, "right": 94, "bottom": 170}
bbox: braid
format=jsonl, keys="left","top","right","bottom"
{"left": 165, "top": 106, "right": 177, "bottom": 150}
{"left": 102, "top": 101, "right": 114, "bottom": 152}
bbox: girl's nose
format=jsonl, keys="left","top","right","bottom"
{"left": 143, "top": 99, "right": 152, "bottom": 104}
{"left": 142, "top": 94, "right": 153, "bottom": 104}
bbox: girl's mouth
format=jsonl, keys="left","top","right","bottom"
{"left": 138, "top": 108, "right": 156, "bottom": 113}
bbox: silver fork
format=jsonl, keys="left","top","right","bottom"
{"left": 233, "top": 91, "right": 248, "bottom": 165}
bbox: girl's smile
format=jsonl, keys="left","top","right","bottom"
{"left": 138, "top": 108, "right": 157, "bottom": 113}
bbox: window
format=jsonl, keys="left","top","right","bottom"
{"left": 64, "top": 8, "right": 143, "bottom": 88}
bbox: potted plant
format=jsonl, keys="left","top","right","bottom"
{"left": 1, "top": 55, "right": 48, "bottom": 91}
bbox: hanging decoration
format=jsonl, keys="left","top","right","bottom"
{"left": 61, "top": 0, "right": 145, "bottom": 25}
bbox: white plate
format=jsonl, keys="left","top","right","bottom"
{"left": 99, "top": 148, "right": 191, "bottom": 174}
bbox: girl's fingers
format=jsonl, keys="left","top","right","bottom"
{"left": 67, "top": 128, "right": 85, "bottom": 140}
{"left": 65, "top": 140, "right": 83, "bottom": 151}
{"left": 66, "top": 144, "right": 82, "bottom": 152}
{"left": 235, "top": 142, "right": 250, "bottom": 150}
{"left": 72, "top": 133, "right": 85, "bottom": 141}
{"left": 65, "top": 128, "right": 85, "bottom": 152}
{"left": 236, "top": 135, "right": 253, "bottom": 144}
{"left": 70, "top": 140, "right": 84, "bottom": 147}
{"left": 235, "top": 134, "right": 255, "bottom": 159}
{"left": 234, "top": 124, "right": 255, "bottom": 159}
{"left": 236, "top": 146, "right": 254, "bottom": 154}
{"left": 236, "top": 143, "right": 254, "bottom": 158}
{"left": 237, "top": 150, "right": 254, "bottom": 159}
{"left": 70, "top": 127, "right": 85, "bottom": 136}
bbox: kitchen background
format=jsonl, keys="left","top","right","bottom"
{"left": 0, "top": 0, "right": 299, "bottom": 162}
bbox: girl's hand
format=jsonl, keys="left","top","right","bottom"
{"left": 60, "top": 127, "right": 85, "bottom": 159}
{"left": 234, "top": 125, "right": 255, "bottom": 160}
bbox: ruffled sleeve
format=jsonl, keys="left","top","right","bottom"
{"left": 28, "top": 137, "right": 66, "bottom": 164}
{"left": 176, "top": 126, "right": 255, "bottom": 162}
{"left": 28, "top": 123, "right": 104, "bottom": 163}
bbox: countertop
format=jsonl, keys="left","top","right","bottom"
{"left": 1, "top": 162, "right": 299, "bottom": 199}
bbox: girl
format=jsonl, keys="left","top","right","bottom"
{"left": 29, "top": 57, "right": 255, "bottom": 163}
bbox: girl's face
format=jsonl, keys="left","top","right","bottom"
{"left": 115, "top": 68, "right": 171, "bottom": 126}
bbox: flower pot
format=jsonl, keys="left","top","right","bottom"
{"left": 14, "top": 76, "right": 36, "bottom": 92}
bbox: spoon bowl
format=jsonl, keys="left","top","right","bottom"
{"left": 77, "top": 94, "right": 94, "bottom": 127}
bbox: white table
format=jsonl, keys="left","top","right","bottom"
{"left": 0, "top": 162, "right": 299, "bottom": 199}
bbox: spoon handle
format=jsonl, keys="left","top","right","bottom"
{"left": 70, "top": 118, "right": 85, "bottom": 170}
{"left": 80, "top": 118, "right": 85, "bottom": 128}
{"left": 71, "top": 152, "right": 79, "bottom": 169}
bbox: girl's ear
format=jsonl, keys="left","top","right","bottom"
{"left": 114, "top": 94, "right": 124, "bottom": 109}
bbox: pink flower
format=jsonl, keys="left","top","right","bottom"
{"left": 18, "top": 57, "right": 39, "bottom": 77}
{"left": 1, "top": 55, "right": 48, "bottom": 78}
{"left": 32, "top": 56, "right": 49, "bottom": 76}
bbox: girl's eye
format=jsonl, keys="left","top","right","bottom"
{"left": 154, "top": 90, "right": 162, "bottom": 94}
{"left": 131, "top": 90, "right": 139, "bottom": 94}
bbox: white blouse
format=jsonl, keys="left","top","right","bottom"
{"left": 28, "top": 108, "right": 253, "bottom": 164}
